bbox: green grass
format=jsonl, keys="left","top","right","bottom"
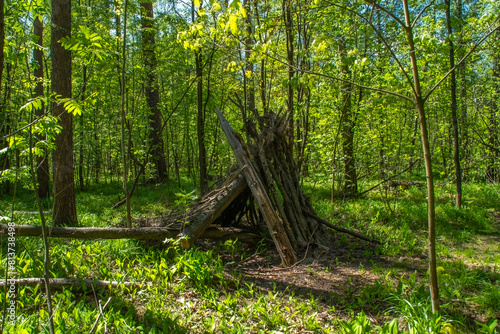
{"left": 0, "top": 178, "right": 499, "bottom": 333}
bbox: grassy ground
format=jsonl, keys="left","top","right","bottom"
{"left": 0, "top": 178, "right": 499, "bottom": 333}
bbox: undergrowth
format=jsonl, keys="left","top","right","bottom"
{"left": 0, "top": 179, "right": 498, "bottom": 333}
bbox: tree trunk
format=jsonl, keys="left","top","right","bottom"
{"left": 283, "top": 0, "right": 294, "bottom": 155}
{"left": 486, "top": 31, "right": 499, "bottom": 182}
{"left": 196, "top": 50, "right": 208, "bottom": 194}
{"left": 191, "top": 0, "right": 207, "bottom": 194}
{"left": 121, "top": 0, "right": 132, "bottom": 227}
{"left": 445, "top": 0, "right": 462, "bottom": 208}
{"left": 296, "top": 8, "right": 311, "bottom": 175}
{"left": 457, "top": 0, "right": 469, "bottom": 180}
{"left": 0, "top": 0, "right": 9, "bottom": 196}
{"left": 141, "top": 0, "right": 168, "bottom": 183}
{"left": 402, "top": 0, "right": 439, "bottom": 313}
{"left": 51, "top": 0, "right": 77, "bottom": 226}
{"left": 243, "top": 0, "right": 256, "bottom": 123}
{"left": 33, "top": 17, "right": 50, "bottom": 198}
{"left": 339, "top": 40, "right": 357, "bottom": 197}
{"left": 78, "top": 66, "right": 87, "bottom": 192}
{"left": 0, "top": 0, "right": 3, "bottom": 94}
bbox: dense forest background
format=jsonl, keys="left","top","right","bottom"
{"left": 1, "top": 0, "right": 499, "bottom": 203}
{"left": 0, "top": 0, "right": 499, "bottom": 332}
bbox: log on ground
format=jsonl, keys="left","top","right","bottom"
{"left": 0, "top": 224, "right": 258, "bottom": 243}
{"left": 0, "top": 278, "right": 146, "bottom": 291}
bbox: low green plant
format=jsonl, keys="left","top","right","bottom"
{"left": 387, "top": 273, "right": 452, "bottom": 334}
{"left": 476, "top": 319, "right": 498, "bottom": 334}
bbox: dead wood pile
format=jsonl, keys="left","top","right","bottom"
{"left": 1, "top": 109, "right": 378, "bottom": 267}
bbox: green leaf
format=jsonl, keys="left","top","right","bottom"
{"left": 228, "top": 14, "right": 238, "bottom": 34}
{"left": 61, "top": 99, "right": 83, "bottom": 116}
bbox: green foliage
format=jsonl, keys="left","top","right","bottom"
{"left": 1, "top": 180, "right": 500, "bottom": 333}
{"left": 386, "top": 273, "right": 453, "bottom": 334}
{"left": 1, "top": 0, "right": 500, "bottom": 331}
{"left": 60, "top": 25, "right": 109, "bottom": 62}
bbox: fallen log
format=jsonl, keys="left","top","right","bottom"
{"left": 0, "top": 278, "right": 147, "bottom": 291}
{"left": 0, "top": 224, "right": 258, "bottom": 243}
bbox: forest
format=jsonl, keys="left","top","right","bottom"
{"left": 0, "top": 0, "right": 499, "bottom": 332}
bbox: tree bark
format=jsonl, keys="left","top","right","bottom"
{"left": 141, "top": 0, "right": 168, "bottom": 183}
{"left": 445, "top": 0, "right": 462, "bottom": 208}
{"left": 51, "top": 0, "right": 77, "bottom": 226}
{"left": 34, "top": 17, "right": 50, "bottom": 198}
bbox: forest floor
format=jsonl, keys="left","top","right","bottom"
{"left": 0, "top": 178, "right": 499, "bottom": 333}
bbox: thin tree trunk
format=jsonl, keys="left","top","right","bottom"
{"left": 191, "top": 0, "right": 207, "bottom": 194}
{"left": 486, "top": 31, "right": 499, "bottom": 182}
{"left": 0, "top": 0, "right": 7, "bottom": 196}
{"left": 283, "top": 0, "right": 294, "bottom": 154}
{"left": 29, "top": 102, "right": 55, "bottom": 334}
{"left": 0, "top": 0, "right": 3, "bottom": 93}
{"left": 196, "top": 51, "right": 207, "bottom": 194}
{"left": 445, "top": 0, "right": 462, "bottom": 208}
{"left": 120, "top": 0, "right": 132, "bottom": 227}
{"left": 79, "top": 66, "right": 87, "bottom": 192}
{"left": 339, "top": 40, "right": 357, "bottom": 197}
{"left": 296, "top": 8, "right": 311, "bottom": 175}
{"left": 402, "top": 0, "right": 439, "bottom": 313}
{"left": 33, "top": 17, "right": 50, "bottom": 199}
{"left": 51, "top": 0, "right": 77, "bottom": 226}
{"left": 457, "top": 0, "right": 469, "bottom": 179}
{"left": 141, "top": 1, "right": 167, "bottom": 183}
{"left": 243, "top": 0, "right": 255, "bottom": 124}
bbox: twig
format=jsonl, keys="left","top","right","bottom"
{"left": 90, "top": 295, "right": 112, "bottom": 334}
{"left": 100, "top": 297, "right": 111, "bottom": 333}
